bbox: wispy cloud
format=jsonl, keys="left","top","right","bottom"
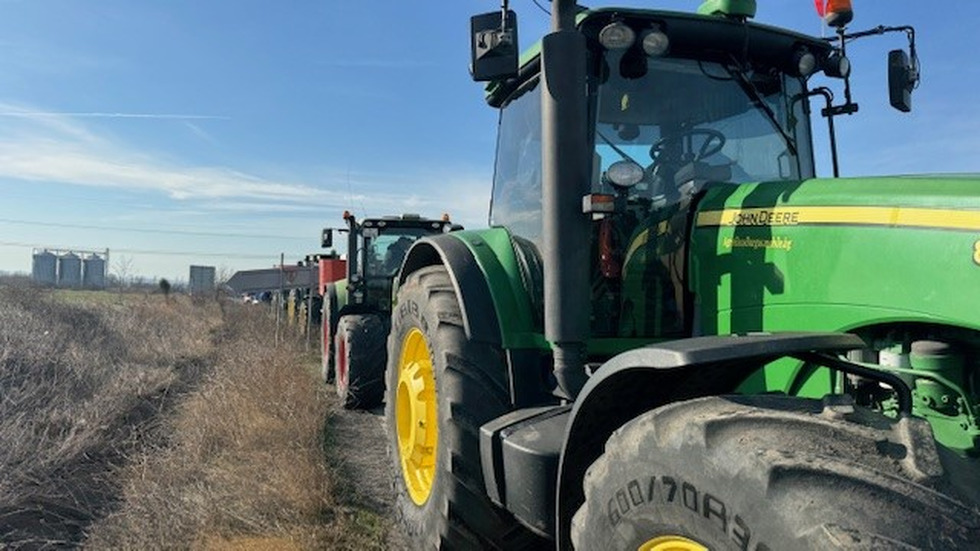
{"left": 0, "top": 101, "right": 493, "bottom": 228}
{"left": 182, "top": 121, "right": 220, "bottom": 145}
{"left": 0, "top": 102, "right": 324, "bottom": 202}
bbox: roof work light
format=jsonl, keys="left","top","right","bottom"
{"left": 793, "top": 47, "right": 818, "bottom": 77}
{"left": 598, "top": 21, "right": 635, "bottom": 50}
{"left": 641, "top": 26, "right": 670, "bottom": 57}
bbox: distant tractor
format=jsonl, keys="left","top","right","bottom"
{"left": 320, "top": 212, "right": 460, "bottom": 409}
{"left": 382, "top": 1, "right": 980, "bottom": 549}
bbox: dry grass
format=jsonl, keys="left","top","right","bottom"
{"left": 0, "top": 287, "right": 217, "bottom": 547}
{"left": 83, "top": 305, "right": 387, "bottom": 549}
{"left": 0, "top": 285, "right": 388, "bottom": 549}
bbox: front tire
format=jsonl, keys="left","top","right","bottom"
{"left": 334, "top": 313, "right": 387, "bottom": 409}
{"left": 385, "top": 266, "right": 541, "bottom": 549}
{"left": 571, "top": 395, "right": 980, "bottom": 550}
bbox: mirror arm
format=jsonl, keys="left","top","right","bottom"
{"left": 829, "top": 24, "right": 921, "bottom": 90}
{"left": 833, "top": 24, "right": 915, "bottom": 43}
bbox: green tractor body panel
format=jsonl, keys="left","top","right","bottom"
{"left": 691, "top": 175, "right": 980, "bottom": 339}
{"left": 697, "top": 0, "right": 757, "bottom": 18}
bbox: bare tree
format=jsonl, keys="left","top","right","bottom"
{"left": 112, "top": 255, "right": 135, "bottom": 289}
{"left": 215, "top": 265, "right": 234, "bottom": 287}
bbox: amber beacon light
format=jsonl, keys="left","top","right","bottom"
{"left": 814, "top": 0, "right": 853, "bottom": 28}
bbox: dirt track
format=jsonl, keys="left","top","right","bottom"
{"left": 324, "top": 400, "right": 410, "bottom": 550}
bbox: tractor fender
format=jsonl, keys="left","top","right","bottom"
{"left": 399, "top": 233, "right": 504, "bottom": 346}
{"left": 553, "top": 332, "right": 864, "bottom": 549}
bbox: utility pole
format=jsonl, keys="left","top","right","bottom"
{"left": 276, "top": 253, "right": 284, "bottom": 347}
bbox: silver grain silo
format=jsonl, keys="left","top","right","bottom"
{"left": 83, "top": 254, "right": 106, "bottom": 289}
{"left": 32, "top": 250, "right": 57, "bottom": 286}
{"left": 57, "top": 252, "right": 82, "bottom": 288}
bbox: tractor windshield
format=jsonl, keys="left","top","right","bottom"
{"left": 490, "top": 56, "right": 813, "bottom": 247}
{"left": 593, "top": 56, "right": 814, "bottom": 193}
{"left": 362, "top": 228, "right": 432, "bottom": 278}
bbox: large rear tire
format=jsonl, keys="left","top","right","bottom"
{"left": 320, "top": 286, "right": 338, "bottom": 383}
{"left": 334, "top": 313, "right": 387, "bottom": 410}
{"left": 385, "top": 265, "right": 542, "bottom": 549}
{"left": 571, "top": 395, "right": 980, "bottom": 550}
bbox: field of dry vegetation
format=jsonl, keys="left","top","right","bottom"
{"left": 0, "top": 283, "right": 388, "bottom": 549}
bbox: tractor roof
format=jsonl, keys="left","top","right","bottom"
{"left": 486, "top": 7, "right": 832, "bottom": 107}
{"left": 360, "top": 214, "right": 451, "bottom": 230}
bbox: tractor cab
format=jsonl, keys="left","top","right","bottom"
{"left": 323, "top": 212, "right": 457, "bottom": 312}
{"left": 489, "top": 8, "right": 837, "bottom": 341}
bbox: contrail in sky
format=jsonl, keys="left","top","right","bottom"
{"left": 0, "top": 111, "right": 229, "bottom": 120}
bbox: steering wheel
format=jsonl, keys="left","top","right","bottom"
{"left": 649, "top": 128, "right": 726, "bottom": 164}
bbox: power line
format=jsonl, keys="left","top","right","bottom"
{"left": 0, "top": 240, "right": 307, "bottom": 260}
{"left": 0, "top": 217, "right": 310, "bottom": 241}
{"left": 531, "top": 0, "right": 551, "bottom": 16}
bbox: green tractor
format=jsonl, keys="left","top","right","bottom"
{"left": 320, "top": 211, "right": 459, "bottom": 409}
{"left": 383, "top": 1, "right": 980, "bottom": 549}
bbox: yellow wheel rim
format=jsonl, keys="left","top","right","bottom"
{"left": 638, "top": 535, "right": 708, "bottom": 551}
{"left": 395, "top": 328, "right": 438, "bottom": 505}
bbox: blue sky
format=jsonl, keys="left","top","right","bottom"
{"left": 0, "top": 1, "right": 977, "bottom": 283}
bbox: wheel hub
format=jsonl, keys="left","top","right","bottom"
{"left": 395, "top": 328, "right": 438, "bottom": 505}
{"left": 638, "top": 536, "right": 708, "bottom": 551}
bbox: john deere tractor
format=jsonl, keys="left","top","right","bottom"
{"left": 383, "top": 0, "right": 980, "bottom": 549}
{"left": 320, "top": 212, "right": 459, "bottom": 409}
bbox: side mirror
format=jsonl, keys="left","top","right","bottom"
{"left": 470, "top": 10, "right": 518, "bottom": 82}
{"left": 321, "top": 228, "right": 333, "bottom": 248}
{"left": 888, "top": 49, "right": 914, "bottom": 112}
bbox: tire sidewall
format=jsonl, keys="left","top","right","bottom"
{"left": 385, "top": 282, "right": 452, "bottom": 546}
{"left": 321, "top": 289, "right": 338, "bottom": 383}
{"left": 576, "top": 449, "right": 789, "bottom": 550}
{"left": 573, "top": 395, "right": 980, "bottom": 551}
{"left": 338, "top": 313, "right": 387, "bottom": 409}
{"left": 334, "top": 317, "right": 350, "bottom": 398}
{"left": 320, "top": 298, "right": 332, "bottom": 382}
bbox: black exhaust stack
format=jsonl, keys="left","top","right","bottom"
{"left": 542, "top": 0, "right": 591, "bottom": 399}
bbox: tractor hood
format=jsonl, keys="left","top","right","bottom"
{"left": 690, "top": 173, "right": 980, "bottom": 338}
{"left": 697, "top": 174, "right": 980, "bottom": 225}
